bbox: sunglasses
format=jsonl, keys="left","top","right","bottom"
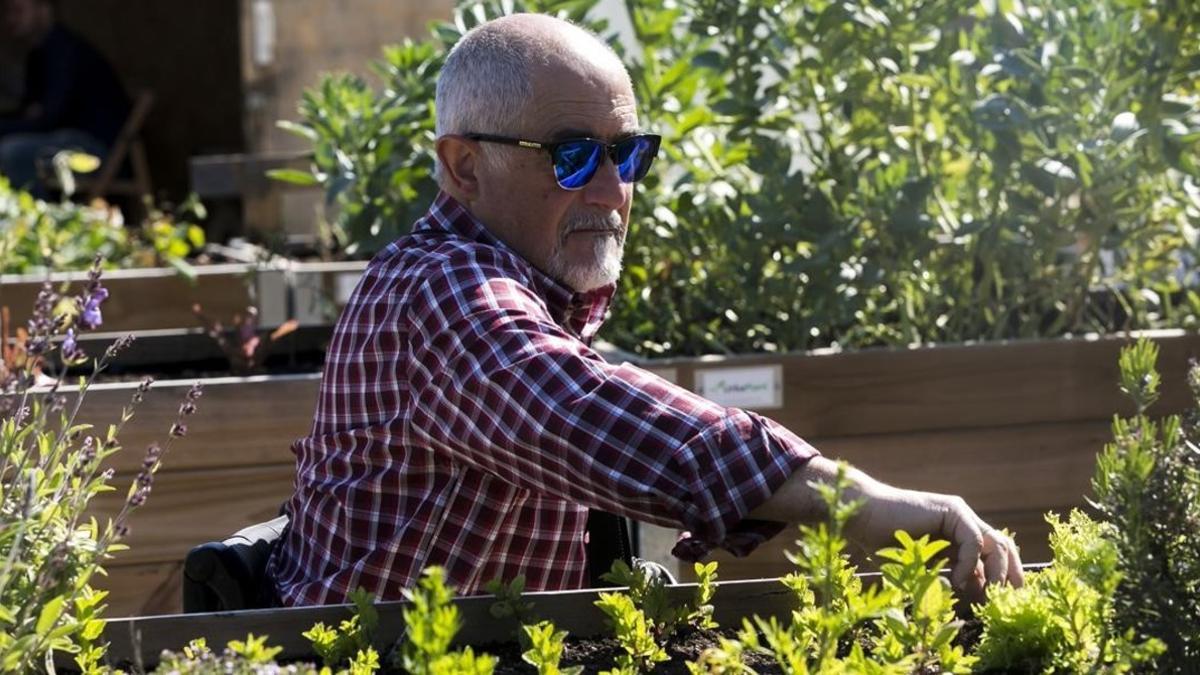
{"left": 466, "top": 132, "right": 662, "bottom": 191}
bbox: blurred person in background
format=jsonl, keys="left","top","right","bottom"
{"left": 0, "top": 0, "right": 130, "bottom": 195}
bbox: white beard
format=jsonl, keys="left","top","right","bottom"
{"left": 546, "top": 231, "right": 625, "bottom": 292}
{"left": 549, "top": 210, "right": 628, "bottom": 291}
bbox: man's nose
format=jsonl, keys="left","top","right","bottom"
{"left": 581, "top": 155, "right": 628, "bottom": 210}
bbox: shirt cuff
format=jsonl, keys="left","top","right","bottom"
{"left": 669, "top": 412, "right": 817, "bottom": 561}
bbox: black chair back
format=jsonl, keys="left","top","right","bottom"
{"left": 182, "top": 515, "right": 288, "bottom": 612}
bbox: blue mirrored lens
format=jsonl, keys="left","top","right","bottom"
{"left": 553, "top": 141, "right": 603, "bottom": 189}
{"left": 616, "top": 136, "right": 656, "bottom": 183}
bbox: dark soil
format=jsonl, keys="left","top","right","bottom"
{"left": 485, "top": 626, "right": 785, "bottom": 674}
{"left": 476, "top": 617, "right": 989, "bottom": 674}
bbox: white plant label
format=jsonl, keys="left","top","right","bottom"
{"left": 694, "top": 365, "right": 783, "bottom": 409}
{"left": 335, "top": 272, "right": 360, "bottom": 304}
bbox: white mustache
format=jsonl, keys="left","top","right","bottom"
{"left": 563, "top": 212, "right": 623, "bottom": 235}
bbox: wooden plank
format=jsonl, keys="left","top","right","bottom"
{"left": 90, "top": 465, "right": 296, "bottom": 566}
{"left": 645, "top": 330, "right": 1200, "bottom": 436}
{"left": 73, "top": 325, "right": 333, "bottom": 370}
{"left": 812, "top": 419, "right": 1112, "bottom": 514}
{"left": 0, "top": 263, "right": 289, "bottom": 331}
{"left": 72, "top": 374, "right": 319, "bottom": 474}
{"left": 91, "top": 419, "right": 1102, "bottom": 610}
{"left": 95, "top": 561, "right": 184, "bottom": 618}
{"left": 189, "top": 152, "right": 310, "bottom": 198}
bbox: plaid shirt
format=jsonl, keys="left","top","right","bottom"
{"left": 269, "top": 192, "right": 818, "bottom": 606}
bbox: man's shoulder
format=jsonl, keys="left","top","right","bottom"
{"left": 372, "top": 231, "right": 535, "bottom": 296}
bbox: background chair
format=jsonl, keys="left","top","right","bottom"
{"left": 84, "top": 89, "right": 154, "bottom": 202}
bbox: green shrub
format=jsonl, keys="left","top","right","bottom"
{"left": 974, "top": 511, "right": 1163, "bottom": 673}
{"left": 0, "top": 174, "right": 206, "bottom": 275}
{"left": 1091, "top": 338, "right": 1200, "bottom": 671}
{"left": 283, "top": 0, "right": 1200, "bottom": 357}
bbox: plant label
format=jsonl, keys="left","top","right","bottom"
{"left": 694, "top": 364, "right": 783, "bottom": 409}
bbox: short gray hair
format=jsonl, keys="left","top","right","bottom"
{"left": 433, "top": 14, "right": 628, "bottom": 187}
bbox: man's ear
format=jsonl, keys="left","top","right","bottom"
{"left": 436, "top": 135, "right": 482, "bottom": 201}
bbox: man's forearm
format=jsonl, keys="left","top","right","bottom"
{"left": 746, "top": 455, "right": 884, "bottom": 525}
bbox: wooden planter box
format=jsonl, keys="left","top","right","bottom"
{"left": 76, "top": 374, "right": 321, "bottom": 617}
{"left": 100, "top": 578, "right": 796, "bottom": 668}
{"left": 98, "top": 563, "right": 1054, "bottom": 669}
{"left": 0, "top": 263, "right": 290, "bottom": 332}
{"left": 289, "top": 260, "right": 369, "bottom": 326}
{"left": 77, "top": 330, "right": 1200, "bottom": 618}
{"left": 637, "top": 329, "right": 1200, "bottom": 583}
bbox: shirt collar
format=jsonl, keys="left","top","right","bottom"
{"left": 415, "top": 191, "right": 615, "bottom": 342}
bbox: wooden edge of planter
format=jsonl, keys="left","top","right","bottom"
{"left": 0, "top": 261, "right": 289, "bottom": 284}
{"left": 97, "top": 566, "right": 1052, "bottom": 669}
{"left": 636, "top": 328, "right": 1193, "bottom": 369}
{"left": 96, "top": 578, "right": 793, "bottom": 668}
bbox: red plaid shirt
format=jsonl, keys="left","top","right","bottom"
{"left": 269, "top": 192, "right": 818, "bottom": 606}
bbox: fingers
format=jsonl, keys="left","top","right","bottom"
{"left": 981, "top": 527, "right": 1009, "bottom": 586}
{"left": 945, "top": 498, "right": 985, "bottom": 591}
{"left": 1002, "top": 529, "right": 1025, "bottom": 587}
{"left": 943, "top": 498, "right": 1023, "bottom": 595}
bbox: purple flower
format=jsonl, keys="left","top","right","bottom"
{"left": 78, "top": 286, "right": 109, "bottom": 330}
{"left": 61, "top": 328, "right": 86, "bottom": 364}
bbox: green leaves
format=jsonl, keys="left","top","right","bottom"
{"left": 874, "top": 532, "right": 974, "bottom": 673}
{"left": 521, "top": 620, "right": 582, "bottom": 675}
{"left": 399, "top": 567, "right": 497, "bottom": 675}
{"left": 1117, "top": 336, "right": 1162, "bottom": 414}
{"left": 1090, "top": 338, "right": 1200, "bottom": 670}
{"left": 302, "top": 588, "right": 377, "bottom": 669}
{"left": 595, "top": 591, "right": 670, "bottom": 674}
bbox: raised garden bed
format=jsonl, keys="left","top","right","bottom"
{"left": 639, "top": 329, "right": 1200, "bottom": 583}
{"left": 0, "top": 262, "right": 290, "bottom": 332}
{"left": 100, "top": 578, "right": 823, "bottom": 667}
{"left": 69, "top": 329, "right": 1200, "bottom": 617}
{"left": 97, "top": 563, "right": 1058, "bottom": 672}
{"left": 73, "top": 374, "right": 320, "bottom": 616}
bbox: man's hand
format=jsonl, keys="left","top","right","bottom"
{"left": 847, "top": 480, "right": 1024, "bottom": 601}
{"left": 749, "top": 456, "right": 1023, "bottom": 601}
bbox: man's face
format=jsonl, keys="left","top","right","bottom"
{"left": 470, "top": 59, "right": 639, "bottom": 292}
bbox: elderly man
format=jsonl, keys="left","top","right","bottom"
{"left": 269, "top": 13, "right": 1023, "bottom": 606}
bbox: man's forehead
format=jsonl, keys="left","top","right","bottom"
{"left": 527, "top": 92, "right": 640, "bottom": 141}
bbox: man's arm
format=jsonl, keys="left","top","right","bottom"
{"left": 750, "top": 455, "right": 1024, "bottom": 599}
{"left": 406, "top": 266, "right": 816, "bottom": 557}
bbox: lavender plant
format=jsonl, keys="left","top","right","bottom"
{"left": 0, "top": 256, "right": 202, "bottom": 672}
